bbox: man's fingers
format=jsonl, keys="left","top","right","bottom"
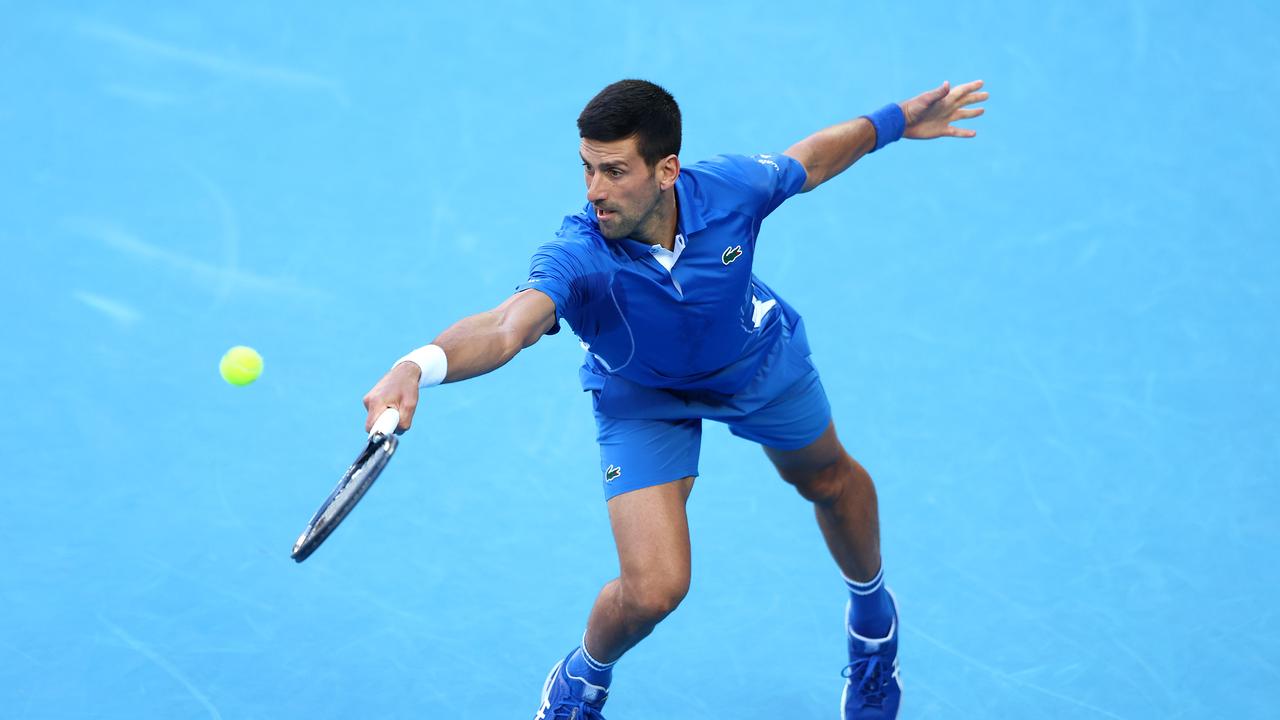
{"left": 947, "top": 126, "right": 978, "bottom": 138}
{"left": 958, "top": 91, "right": 990, "bottom": 107}
{"left": 955, "top": 107, "right": 985, "bottom": 120}
{"left": 929, "top": 80, "right": 951, "bottom": 103}
{"left": 397, "top": 401, "right": 415, "bottom": 433}
{"left": 365, "top": 405, "right": 388, "bottom": 433}
{"left": 952, "top": 79, "right": 984, "bottom": 97}
{"left": 910, "top": 81, "right": 949, "bottom": 109}
{"left": 904, "top": 81, "right": 952, "bottom": 125}
{"left": 366, "top": 403, "right": 409, "bottom": 434}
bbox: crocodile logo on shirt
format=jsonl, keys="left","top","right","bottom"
{"left": 722, "top": 245, "right": 744, "bottom": 265}
{"left": 605, "top": 465, "right": 622, "bottom": 483}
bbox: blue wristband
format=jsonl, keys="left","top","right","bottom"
{"left": 862, "top": 103, "right": 906, "bottom": 152}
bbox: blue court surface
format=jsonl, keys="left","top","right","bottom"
{"left": 4, "top": 2, "right": 1278, "bottom": 718}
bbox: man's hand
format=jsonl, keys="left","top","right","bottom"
{"left": 363, "top": 362, "right": 421, "bottom": 434}
{"left": 901, "top": 80, "right": 988, "bottom": 140}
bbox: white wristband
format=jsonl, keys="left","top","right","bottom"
{"left": 395, "top": 344, "right": 448, "bottom": 388}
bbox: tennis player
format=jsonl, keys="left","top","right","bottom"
{"left": 364, "top": 78, "right": 986, "bottom": 719}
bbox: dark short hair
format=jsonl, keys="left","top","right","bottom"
{"left": 577, "top": 79, "right": 682, "bottom": 167}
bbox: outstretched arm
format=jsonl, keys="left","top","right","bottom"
{"left": 783, "top": 80, "right": 988, "bottom": 193}
{"left": 362, "top": 289, "right": 557, "bottom": 432}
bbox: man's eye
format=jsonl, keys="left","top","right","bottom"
{"left": 609, "top": 169, "right": 623, "bottom": 178}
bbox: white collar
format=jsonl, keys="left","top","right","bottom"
{"left": 649, "top": 233, "right": 686, "bottom": 272}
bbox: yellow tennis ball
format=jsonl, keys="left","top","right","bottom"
{"left": 220, "top": 345, "right": 263, "bottom": 386}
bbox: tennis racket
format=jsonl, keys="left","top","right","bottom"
{"left": 291, "top": 408, "right": 400, "bottom": 563}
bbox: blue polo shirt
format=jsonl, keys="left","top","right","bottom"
{"left": 515, "top": 153, "right": 809, "bottom": 396}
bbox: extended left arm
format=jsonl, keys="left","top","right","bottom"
{"left": 783, "top": 80, "right": 988, "bottom": 193}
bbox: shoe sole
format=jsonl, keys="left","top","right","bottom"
{"left": 535, "top": 660, "right": 564, "bottom": 720}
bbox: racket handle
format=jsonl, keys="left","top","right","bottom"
{"left": 370, "top": 407, "right": 400, "bottom": 438}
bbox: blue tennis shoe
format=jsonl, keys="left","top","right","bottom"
{"left": 534, "top": 651, "right": 609, "bottom": 720}
{"left": 841, "top": 589, "right": 902, "bottom": 719}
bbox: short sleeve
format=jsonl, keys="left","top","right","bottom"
{"left": 696, "top": 153, "right": 808, "bottom": 219}
{"left": 513, "top": 231, "right": 595, "bottom": 336}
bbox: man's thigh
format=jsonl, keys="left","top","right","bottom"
{"left": 607, "top": 475, "right": 695, "bottom": 586}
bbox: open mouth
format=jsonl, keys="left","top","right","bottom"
{"left": 595, "top": 208, "right": 615, "bottom": 221}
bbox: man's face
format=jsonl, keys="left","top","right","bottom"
{"left": 579, "top": 136, "right": 663, "bottom": 240}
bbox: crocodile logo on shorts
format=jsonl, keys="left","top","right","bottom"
{"left": 722, "top": 245, "right": 743, "bottom": 265}
{"left": 605, "top": 465, "right": 622, "bottom": 483}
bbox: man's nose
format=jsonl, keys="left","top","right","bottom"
{"left": 586, "top": 173, "right": 607, "bottom": 204}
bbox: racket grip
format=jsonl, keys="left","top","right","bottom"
{"left": 370, "top": 407, "right": 400, "bottom": 438}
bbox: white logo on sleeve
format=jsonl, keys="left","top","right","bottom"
{"left": 753, "top": 153, "right": 781, "bottom": 172}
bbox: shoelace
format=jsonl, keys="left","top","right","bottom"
{"left": 842, "top": 656, "right": 887, "bottom": 707}
{"left": 542, "top": 680, "right": 607, "bottom": 720}
{"left": 547, "top": 700, "right": 605, "bottom": 720}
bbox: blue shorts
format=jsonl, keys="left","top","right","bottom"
{"left": 591, "top": 321, "right": 831, "bottom": 500}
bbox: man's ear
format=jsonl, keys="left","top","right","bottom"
{"left": 657, "top": 154, "right": 681, "bottom": 190}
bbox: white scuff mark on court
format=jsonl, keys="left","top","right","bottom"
{"left": 0, "top": 638, "right": 42, "bottom": 666}
{"left": 101, "top": 83, "right": 185, "bottom": 107}
{"left": 77, "top": 21, "right": 348, "bottom": 105}
{"left": 1012, "top": 344, "right": 1069, "bottom": 439}
{"left": 1004, "top": 43, "right": 1047, "bottom": 84}
{"left": 1106, "top": 632, "right": 1178, "bottom": 710}
{"left": 905, "top": 670, "right": 973, "bottom": 717}
{"left": 65, "top": 217, "right": 326, "bottom": 301}
{"left": 72, "top": 290, "right": 141, "bottom": 326}
{"left": 100, "top": 618, "right": 224, "bottom": 720}
{"left": 304, "top": 564, "right": 456, "bottom": 637}
{"left": 905, "top": 622, "right": 1130, "bottom": 719}
{"left": 138, "top": 555, "right": 277, "bottom": 615}
{"left": 1014, "top": 449, "right": 1076, "bottom": 547}
{"left": 1242, "top": 645, "right": 1280, "bottom": 682}
{"left": 1072, "top": 236, "right": 1103, "bottom": 268}
{"left": 901, "top": 537, "right": 1134, "bottom": 702}
{"left": 191, "top": 171, "right": 241, "bottom": 306}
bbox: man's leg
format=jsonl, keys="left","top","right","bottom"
{"left": 585, "top": 475, "right": 695, "bottom": 663}
{"left": 763, "top": 418, "right": 901, "bottom": 718}
{"left": 535, "top": 476, "right": 694, "bottom": 719}
{"left": 763, "top": 420, "right": 880, "bottom": 584}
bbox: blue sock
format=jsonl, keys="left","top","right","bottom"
{"left": 564, "top": 635, "right": 614, "bottom": 690}
{"left": 845, "top": 566, "right": 895, "bottom": 638}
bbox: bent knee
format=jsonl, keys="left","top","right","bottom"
{"left": 787, "top": 453, "right": 868, "bottom": 505}
{"left": 621, "top": 574, "right": 689, "bottom": 622}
